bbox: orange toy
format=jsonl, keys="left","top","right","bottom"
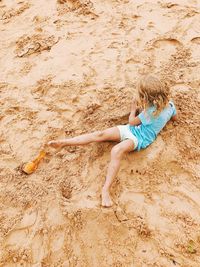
{"left": 22, "top": 150, "right": 46, "bottom": 174}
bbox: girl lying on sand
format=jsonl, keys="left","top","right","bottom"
{"left": 47, "top": 75, "right": 177, "bottom": 207}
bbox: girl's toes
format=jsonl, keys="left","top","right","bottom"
{"left": 101, "top": 190, "right": 113, "bottom": 207}
{"left": 47, "top": 141, "right": 59, "bottom": 148}
{"left": 47, "top": 141, "right": 54, "bottom": 147}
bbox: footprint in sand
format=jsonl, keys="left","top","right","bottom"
{"left": 5, "top": 211, "right": 38, "bottom": 246}
{"left": 3, "top": 206, "right": 68, "bottom": 265}
{"left": 31, "top": 233, "right": 46, "bottom": 264}
{"left": 191, "top": 37, "right": 200, "bottom": 44}
{"left": 1, "top": 211, "right": 39, "bottom": 265}
{"left": 32, "top": 229, "right": 65, "bottom": 264}
{"left": 161, "top": 190, "right": 200, "bottom": 219}
{"left": 148, "top": 38, "right": 182, "bottom": 68}
{"left": 190, "top": 37, "right": 200, "bottom": 60}
{"left": 49, "top": 229, "right": 65, "bottom": 252}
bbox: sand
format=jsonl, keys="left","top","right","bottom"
{"left": 0, "top": 0, "right": 200, "bottom": 266}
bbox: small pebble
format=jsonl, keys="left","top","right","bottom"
{"left": 13, "top": 257, "right": 17, "bottom": 263}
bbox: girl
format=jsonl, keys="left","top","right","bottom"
{"left": 47, "top": 75, "right": 177, "bottom": 207}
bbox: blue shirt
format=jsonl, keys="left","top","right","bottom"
{"left": 129, "top": 101, "right": 177, "bottom": 151}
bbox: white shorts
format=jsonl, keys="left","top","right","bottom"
{"left": 117, "top": 125, "right": 138, "bottom": 150}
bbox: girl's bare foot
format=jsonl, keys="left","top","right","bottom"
{"left": 101, "top": 189, "right": 113, "bottom": 207}
{"left": 47, "top": 140, "right": 64, "bottom": 149}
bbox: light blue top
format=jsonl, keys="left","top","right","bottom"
{"left": 129, "top": 101, "right": 177, "bottom": 151}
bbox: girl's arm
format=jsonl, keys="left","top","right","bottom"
{"left": 129, "top": 98, "right": 142, "bottom": 126}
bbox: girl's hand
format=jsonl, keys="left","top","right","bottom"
{"left": 131, "top": 98, "right": 138, "bottom": 110}
{"left": 130, "top": 97, "right": 142, "bottom": 117}
{"left": 131, "top": 97, "right": 137, "bottom": 105}
{"left": 131, "top": 97, "right": 139, "bottom": 112}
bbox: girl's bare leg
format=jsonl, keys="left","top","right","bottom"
{"left": 102, "top": 139, "right": 134, "bottom": 207}
{"left": 48, "top": 127, "right": 120, "bottom": 148}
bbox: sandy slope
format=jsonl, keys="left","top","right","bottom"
{"left": 0, "top": 0, "right": 200, "bottom": 266}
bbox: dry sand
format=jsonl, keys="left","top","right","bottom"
{"left": 0, "top": 0, "right": 200, "bottom": 266}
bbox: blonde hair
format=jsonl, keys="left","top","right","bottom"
{"left": 137, "top": 75, "right": 170, "bottom": 116}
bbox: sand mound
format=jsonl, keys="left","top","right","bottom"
{"left": 0, "top": 0, "right": 200, "bottom": 266}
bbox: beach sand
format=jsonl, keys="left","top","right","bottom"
{"left": 0, "top": 0, "right": 200, "bottom": 266}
